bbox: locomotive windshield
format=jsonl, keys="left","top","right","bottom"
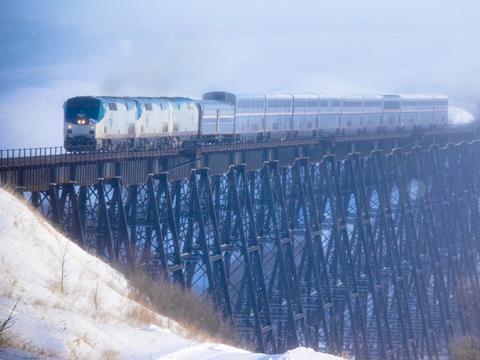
{"left": 64, "top": 97, "right": 101, "bottom": 123}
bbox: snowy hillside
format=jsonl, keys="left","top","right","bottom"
{"left": 448, "top": 106, "right": 474, "bottom": 124}
{"left": 0, "top": 188, "right": 341, "bottom": 360}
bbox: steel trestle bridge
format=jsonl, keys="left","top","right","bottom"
{"left": 1, "top": 125, "right": 480, "bottom": 359}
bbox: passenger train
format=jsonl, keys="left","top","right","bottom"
{"left": 63, "top": 92, "right": 448, "bottom": 151}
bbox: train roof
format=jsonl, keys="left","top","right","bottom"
{"left": 67, "top": 93, "right": 449, "bottom": 106}
{"left": 362, "top": 95, "right": 384, "bottom": 100}
{"left": 293, "top": 93, "right": 319, "bottom": 99}
{"left": 196, "top": 99, "right": 234, "bottom": 108}
{"left": 342, "top": 95, "right": 363, "bottom": 101}
{"left": 265, "top": 94, "right": 293, "bottom": 99}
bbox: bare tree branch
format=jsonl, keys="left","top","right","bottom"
{"left": 0, "top": 299, "right": 19, "bottom": 341}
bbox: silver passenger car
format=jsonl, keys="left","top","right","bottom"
{"left": 382, "top": 95, "right": 402, "bottom": 130}
{"left": 416, "top": 95, "right": 435, "bottom": 127}
{"left": 265, "top": 94, "right": 293, "bottom": 137}
{"left": 318, "top": 95, "right": 341, "bottom": 134}
{"left": 362, "top": 95, "right": 384, "bottom": 133}
{"left": 197, "top": 100, "right": 235, "bottom": 137}
{"left": 203, "top": 92, "right": 266, "bottom": 138}
{"left": 433, "top": 95, "right": 448, "bottom": 127}
{"left": 400, "top": 95, "right": 419, "bottom": 129}
{"left": 293, "top": 93, "right": 319, "bottom": 136}
{"left": 341, "top": 95, "right": 363, "bottom": 134}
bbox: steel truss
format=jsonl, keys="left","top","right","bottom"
{"left": 25, "top": 141, "right": 480, "bottom": 358}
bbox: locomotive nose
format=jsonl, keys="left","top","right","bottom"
{"left": 76, "top": 113, "right": 88, "bottom": 125}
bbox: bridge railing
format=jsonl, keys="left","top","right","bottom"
{"left": 0, "top": 145, "right": 180, "bottom": 169}
{"left": 0, "top": 146, "right": 125, "bottom": 168}
{"left": 0, "top": 146, "right": 66, "bottom": 166}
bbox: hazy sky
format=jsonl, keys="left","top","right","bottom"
{"left": 0, "top": 0, "right": 479, "bottom": 147}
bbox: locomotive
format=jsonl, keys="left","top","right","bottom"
{"left": 63, "top": 91, "right": 448, "bottom": 151}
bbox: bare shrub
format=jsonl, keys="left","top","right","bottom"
{"left": 93, "top": 280, "right": 100, "bottom": 313}
{"left": 451, "top": 336, "right": 480, "bottom": 360}
{"left": 126, "top": 270, "right": 242, "bottom": 348}
{"left": 456, "top": 280, "right": 480, "bottom": 337}
{"left": 126, "top": 305, "right": 158, "bottom": 326}
{"left": 0, "top": 300, "right": 19, "bottom": 346}
{"left": 60, "top": 246, "right": 68, "bottom": 294}
{"left": 450, "top": 279, "right": 480, "bottom": 358}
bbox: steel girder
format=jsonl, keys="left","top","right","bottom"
{"left": 24, "top": 141, "right": 480, "bottom": 358}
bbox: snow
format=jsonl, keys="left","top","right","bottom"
{"left": 448, "top": 106, "right": 474, "bottom": 124}
{"left": 0, "top": 188, "right": 342, "bottom": 360}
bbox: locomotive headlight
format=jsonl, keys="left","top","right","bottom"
{"left": 67, "top": 124, "right": 73, "bottom": 129}
{"left": 77, "top": 118, "right": 86, "bottom": 125}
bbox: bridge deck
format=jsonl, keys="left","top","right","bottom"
{"left": 1, "top": 125, "right": 478, "bottom": 192}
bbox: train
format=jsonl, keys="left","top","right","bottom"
{"left": 63, "top": 92, "right": 448, "bottom": 151}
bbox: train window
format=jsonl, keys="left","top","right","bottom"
{"left": 108, "top": 103, "right": 117, "bottom": 111}
{"left": 331, "top": 101, "right": 341, "bottom": 107}
{"left": 268, "top": 99, "right": 291, "bottom": 108}
{"left": 344, "top": 101, "right": 362, "bottom": 107}
{"left": 145, "top": 103, "right": 153, "bottom": 111}
{"left": 239, "top": 100, "right": 253, "bottom": 108}
{"left": 162, "top": 123, "right": 168, "bottom": 132}
{"left": 384, "top": 101, "right": 400, "bottom": 110}
{"left": 347, "top": 120, "right": 352, "bottom": 127}
{"left": 320, "top": 100, "right": 329, "bottom": 107}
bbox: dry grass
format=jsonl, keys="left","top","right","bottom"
{"left": 450, "top": 279, "right": 480, "bottom": 359}
{"left": 3, "top": 339, "right": 60, "bottom": 358}
{"left": 101, "top": 349, "right": 120, "bottom": 360}
{"left": 451, "top": 336, "right": 480, "bottom": 360}
{"left": 125, "top": 302, "right": 161, "bottom": 326}
{"left": 125, "top": 270, "right": 242, "bottom": 348}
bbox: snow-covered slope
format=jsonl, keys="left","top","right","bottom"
{"left": 449, "top": 106, "right": 474, "bottom": 124}
{"left": 0, "top": 188, "right": 342, "bottom": 360}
